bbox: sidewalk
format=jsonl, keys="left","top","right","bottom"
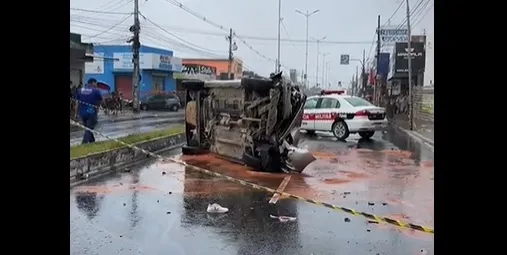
{"left": 390, "top": 116, "right": 434, "bottom": 148}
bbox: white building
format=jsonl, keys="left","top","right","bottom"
{"left": 423, "top": 33, "right": 434, "bottom": 86}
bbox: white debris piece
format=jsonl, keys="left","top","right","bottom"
{"left": 206, "top": 203, "right": 229, "bottom": 213}
{"left": 270, "top": 214, "right": 297, "bottom": 223}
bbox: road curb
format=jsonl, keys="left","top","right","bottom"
{"left": 395, "top": 125, "right": 434, "bottom": 151}
{"left": 70, "top": 133, "right": 185, "bottom": 185}
{"left": 99, "top": 113, "right": 184, "bottom": 124}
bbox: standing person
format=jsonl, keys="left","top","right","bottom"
{"left": 76, "top": 78, "right": 103, "bottom": 144}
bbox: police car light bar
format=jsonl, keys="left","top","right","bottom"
{"left": 320, "top": 90, "right": 345, "bottom": 95}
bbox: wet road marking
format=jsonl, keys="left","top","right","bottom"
{"left": 70, "top": 119, "right": 435, "bottom": 235}
{"left": 269, "top": 176, "right": 291, "bottom": 204}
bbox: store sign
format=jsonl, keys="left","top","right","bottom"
{"left": 113, "top": 52, "right": 151, "bottom": 70}
{"left": 152, "top": 54, "right": 183, "bottom": 72}
{"left": 173, "top": 64, "right": 217, "bottom": 80}
{"left": 84, "top": 53, "right": 104, "bottom": 74}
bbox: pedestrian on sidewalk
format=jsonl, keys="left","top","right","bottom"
{"left": 76, "top": 78, "right": 103, "bottom": 144}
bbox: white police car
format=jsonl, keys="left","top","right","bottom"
{"left": 301, "top": 90, "right": 388, "bottom": 140}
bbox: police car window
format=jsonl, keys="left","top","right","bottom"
{"left": 319, "top": 98, "right": 338, "bottom": 109}
{"left": 344, "top": 97, "right": 373, "bottom": 107}
{"left": 304, "top": 98, "right": 318, "bottom": 109}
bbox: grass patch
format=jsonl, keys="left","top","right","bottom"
{"left": 70, "top": 125, "right": 184, "bottom": 159}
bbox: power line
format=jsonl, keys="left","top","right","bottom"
{"left": 412, "top": 1, "right": 434, "bottom": 28}
{"left": 160, "top": 0, "right": 289, "bottom": 68}
{"left": 71, "top": 10, "right": 372, "bottom": 45}
{"left": 139, "top": 13, "right": 225, "bottom": 54}
{"left": 70, "top": 7, "right": 132, "bottom": 15}
{"left": 86, "top": 14, "right": 132, "bottom": 40}
{"left": 395, "top": 0, "right": 429, "bottom": 30}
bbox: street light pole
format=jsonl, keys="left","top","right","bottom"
{"left": 321, "top": 52, "right": 328, "bottom": 86}
{"left": 276, "top": 0, "right": 282, "bottom": 73}
{"left": 313, "top": 36, "right": 326, "bottom": 86}
{"left": 296, "top": 9, "right": 320, "bottom": 88}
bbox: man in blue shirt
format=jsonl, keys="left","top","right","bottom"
{"left": 76, "top": 78, "right": 103, "bottom": 144}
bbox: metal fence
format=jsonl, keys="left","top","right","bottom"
{"left": 386, "top": 86, "right": 434, "bottom": 141}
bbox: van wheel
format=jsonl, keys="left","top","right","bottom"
{"left": 332, "top": 120, "right": 350, "bottom": 140}
{"left": 359, "top": 131, "right": 375, "bottom": 139}
{"left": 171, "top": 104, "right": 179, "bottom": 111}
{"left": 141, "top": 104, "right": 148, "bottom": 111}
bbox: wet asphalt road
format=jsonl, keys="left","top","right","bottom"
{"left": 70, "top": 128, "right": 433, "bottom": 255}
{"left": 70, "top": 111, "right": 184, "bottom": 145}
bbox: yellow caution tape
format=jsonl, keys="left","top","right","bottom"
{"left": 70, "top": 118, "right": 434, "bottom": 234}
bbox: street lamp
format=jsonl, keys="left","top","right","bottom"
{"left": 312, "top": 36, "right": 326, "bottom": 86}
{"left": 320, "top": 52, "right": 329, "bottom": 87}
{"left": 295, "top": 9, "right": 320, "bottom": 88}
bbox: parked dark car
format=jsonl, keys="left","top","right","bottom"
{"left": 140, "top": 94, "right": 181, "bottom": 111}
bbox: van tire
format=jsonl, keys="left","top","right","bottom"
{"left": 332, "top": 120, "right": 350, "bottom": 141}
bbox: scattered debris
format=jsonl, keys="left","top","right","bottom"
{"left": 157, "top": 200, "right": 159, "bottom": 203}
{"left": 166, "top": 211, "right": 171, "bottom": 214}
{"left": 119, "top": 182, "right": 123, "bottom": 186}
{"left": 123, "top": 203, "right": 126, "bottom": 206}
{"left": 367, "top": 220, "right": 379, "bottom": 224}
{"left": 207, "top": 203, "right": 229, "bottom": 213}
{"left": 343, "top": 196, "right": 346, "bottom": 198}
{"left": 344, "top": 217, "right": 351, "bottom": 222}
{"left": 343, "top": 192, "right": 351, "bottom": 195}
{"left": 367, "top": 229, "right": 371, "bottom": 232}
{"left": 162, "top": 171, "right": 166, "bottom": 175}
{"left": 168, "top": 191, "right": 172, "bottom": 195}
{"left": 420, "top": 249, "right": 427, "bottom": 255}
{"left": 368, "top": 202, "right": 375, "bottom": 206}
{"left": 270, "top": 215, "right": 297, "bottom": 223}
{"left": 119, "top": 235, "right": 123, "bottom": 238}
{"left": 382, "top": 202, "right": 388, "bottom": 206}
{"left": 123, "top": 168, "right": 131, "bottom": 172}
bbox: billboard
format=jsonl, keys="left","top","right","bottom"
{"left": 393, "top": 42, "right": 426, "bottom": 75}
{"left": 379, "top": 25, "right": 408, "bottom": 47}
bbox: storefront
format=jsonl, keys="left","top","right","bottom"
{"left": 84, "top": 45, "right": 183, "bottom": 100}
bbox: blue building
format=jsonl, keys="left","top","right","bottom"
{"left": 84, "top": 45, "right": 182, "bottom": 100}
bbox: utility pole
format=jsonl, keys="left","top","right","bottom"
{"left": 374, "top": 15, "right": 381, "bottom": 104}
{"left": 314, "top": 36, "right": 326, "bottom": 86}
{"left": 131, "top": 0, "right": 141, "bottom": 113}
{"left": 276, "top": 0, "right": 282, "bottom": 73}
{"left": 355, "top": 66, "right": 359, "bottom": 96}
{"left": 405, "top": 0, "right": 414, "bottom": 130}
{"left": 296, "top": 9, "right": 320, "bottom": 88}
{"left": 361, "top": 49, "right": 366, "bottom": 97}
{"left": 227, "top": 28, "right": 233, "bottom": 80}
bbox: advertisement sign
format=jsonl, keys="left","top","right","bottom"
{"left": 113, "top": 53, "right": 182, "bottom": 71}
{"left": 84, "top": 53, "right": 104, "bottom": 74}
{"left": 379, "top": 25, "right": 408, "bottom": 47}
{"left": 152, "top": 54, "right": 183, "bottom": 72}
{"left": 113, "top": 52, "right": 151, "bottom": 70}
{"left": 393, "top": 42, "right": 425, "bottom": 75}
{"left": 173, "top": 64, "right": 217, "bottom": 80}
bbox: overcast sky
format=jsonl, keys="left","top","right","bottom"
{"left": 70, "top": 0, "right": 433, "bottom": 88}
